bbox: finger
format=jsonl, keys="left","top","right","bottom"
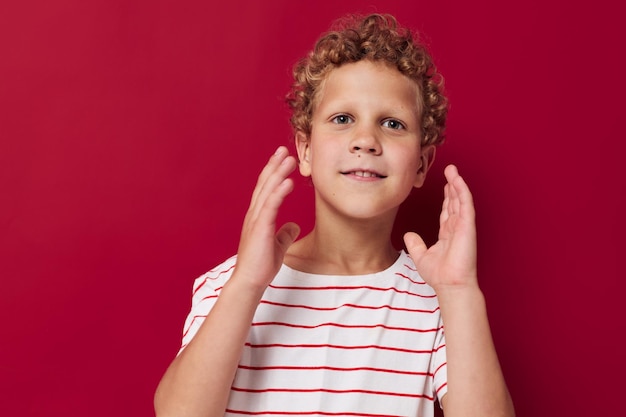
{"left": 443, "top": 165, "right": 461, "bottom": 216}
{"left": 250, "top": 146, "right": 291, "bottom": 208}
{"left": 249, "top": 153, "right": 297, "bottom": 221}
{"left": 255, "top": 176, "right": 295, "bottom": 226}
{"left": 240, "top": 176, "right": 295, "bottom": 251}
{"left": 276, "top": 222, "right": 301, "bottom": 253}
{"left": 403, "top": 232, "right": 427, "bottom": 261}
{"left": 455, "top": 177, "right": 475, "bottom": 221}
{"left": 444, "top": 165, "right": 475, "bottom": 220}
{"left": 252, "top": 158, "right": 297, "bottom": 221}
{"left": 440, "top": 183, "right": 450, "bottom": 225}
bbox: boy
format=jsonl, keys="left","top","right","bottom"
{"left": 155, "top": 13, "right": 514, "bottom": 417}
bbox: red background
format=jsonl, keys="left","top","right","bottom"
{"left": 1, "top": 1, "right": 623, "bottom": 416}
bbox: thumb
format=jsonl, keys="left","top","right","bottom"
{"left": 276, "top": 222, "right": 300, "bottom": 252}
{"left": 403, "top": 232, "right": 427, "bottom": 261}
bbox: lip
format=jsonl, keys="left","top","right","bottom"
{"left": 340, "top": 169, "right": 387, "bottom": 179}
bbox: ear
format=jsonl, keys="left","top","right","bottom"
{"left": 295, "top": 131, "right": 312, "bottom": 177}
{"left": 413, "top": 145, "right": 436, "bottom": 188}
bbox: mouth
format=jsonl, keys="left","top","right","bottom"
{"left": 341, "top": 170, "right": 387, "bottom": 179}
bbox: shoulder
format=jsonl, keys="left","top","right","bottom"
{"left": 191, "top": 254, "right": 238, "bottom": 296}
{"left": 388, "top": 251, "right": 438, "bottom": 295}
{"left": 391, "top": 250, "right": 424, "bottom": 281}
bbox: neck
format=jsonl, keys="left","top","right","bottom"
{"left": 285, "top": 208, "right": 400, "bottom": 275}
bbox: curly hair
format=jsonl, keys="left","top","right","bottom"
{"left": 286, "top": 13, "right": 448, "bottom": 146}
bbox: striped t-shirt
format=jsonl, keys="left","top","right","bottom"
{"left": 180, "top": 250, "right": 447, "bottom": 416}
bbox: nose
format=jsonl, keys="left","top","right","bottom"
{"left": 350, "top": 125, "right": 382, "bottom": 155}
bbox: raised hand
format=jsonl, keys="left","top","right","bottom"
{"left": 153, "top": 147, "right": 301, "bottom": 416}
{"left": 233, "top": 146, "right": 300, "bottom": 291}
{"left": 403, "top": 164, "right": 478, "bottom": 292}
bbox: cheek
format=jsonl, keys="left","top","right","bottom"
{"left": 310, "top": 138, "right": 336, "bottom": 161}
{"left": 393, "top": 146, "right": 421, "bottom": 171}
{"left": 396, "top": 153, "right": 422, "bottom": 184}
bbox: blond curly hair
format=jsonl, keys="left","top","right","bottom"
{"left": 287, "top": 13, "right": 448, "bottom": 146}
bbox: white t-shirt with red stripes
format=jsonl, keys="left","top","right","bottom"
{"left": 180, "top": 250, "right": 448, "bottom": 417}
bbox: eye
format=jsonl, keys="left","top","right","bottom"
{"left": 331, "top": 114, "right": 353, "bottom": 124}
{"left": 382, "top": 119, "right": 405, "bottom": 130}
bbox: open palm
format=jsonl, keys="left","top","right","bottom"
{"left": 404, "top": 165, "right": 478, "bottom": 292}
{"left": 234, "top": 147, "right": 300, "bottom": 290}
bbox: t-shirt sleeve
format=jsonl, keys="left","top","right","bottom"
{"left": 177, "top": 255, "right": 237, "bottom": 355}
{"left": 432, "top": 316, "right": 448, "bottom": 405}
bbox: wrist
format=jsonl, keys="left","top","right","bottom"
{"left": 433, "top": 280, "right": 483, "bottom": 303}
{"left": 223, "top": 271, "right": 268, "bottom": 303}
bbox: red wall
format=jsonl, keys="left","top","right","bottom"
{"left": 1, "top": 1, "right": 623, "bottom": 415}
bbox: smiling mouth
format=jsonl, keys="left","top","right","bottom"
{"left": 342, "top": 170, "right": 387, "bottom": 178}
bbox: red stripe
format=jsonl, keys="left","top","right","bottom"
{"left": 181, "top": 315, "right": 207, "bottom": 339}
{"left": 252, "top": 321, "right": 442, "bottom": 333}
{"left": 238, "top": 364, "right": 432, "bottom": 377}
{"left": 403, "top": 263, "right": 418, "bottom": 272}
{"left": 231, "top": 386, "right": 434, "bottom": 400}
{"left": 226, "top": 409, "right": 406, "bottom": 416}
{"left": 268, "top": 284, "right": 436, "bottom": 298}
{"left": 260, "top": 300, "right": 439, "bottom": 314}
{"left": 436, "top": 382, "right": 447, "bottom": 394}
{"left": 244, "top": 342, "right": 439, "bottom": 354}
{"left": 433, "top": 361, "right": 447, "bottom": 377}
{"left": 192, "top": 263, "right": 236, "bottom": 295}
{"left": 394, "top": 272, "right": 427, "bottom": 285}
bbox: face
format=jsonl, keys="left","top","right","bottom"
{"left": 296, "top": 60, "right": 435, "bottom": 221}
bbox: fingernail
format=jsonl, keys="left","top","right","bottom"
{"left": 274, "top": 146, "right": 284, "bottom": 156}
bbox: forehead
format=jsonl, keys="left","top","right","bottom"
{"left": 314, "top": 60, "right": 422, "bottom": 115}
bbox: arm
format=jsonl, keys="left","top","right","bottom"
{"left": 154, "top": 146, "right": 300, "bottom": 417}
{"left": 404, "top": 165, "right": 515, "bottom": 417}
